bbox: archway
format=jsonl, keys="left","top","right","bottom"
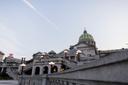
{"left": 35, "top": 67, "right": 40, "bottom": 75}
{"left": 0, "top": 67, "right": 2, "bottom": 73}
{"left": 25, "top": 68, "right": 32, "bottom": 75}
{"left": 43, "top": 66, "right": 48, "bottom": 74}
{"left": 61, "top": 64, "right": 69, "bottom": 71}
{"left": 51, "top": 65, "right": 58, "bottom": 73}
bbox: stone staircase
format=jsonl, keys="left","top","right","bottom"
{"left": 62, "top": 58, "right": 76, "bottom": 68}
{"left": 6, "top": 68, "right": 18, "bottom": 80}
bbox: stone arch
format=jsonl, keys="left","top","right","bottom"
{"left": 0, "top": 67, "right": 2, "bottom": 73}
{"left": 43, "top": 66, "right": 48, "bottom": 74}
{"left": 35, "top": 67, "right": 40, "bottom": 75}
{"left": 61, "top": 64, "right": 66, "bottom": 71}
{"left": 25, "top": 67, "right": 32, "bottom": 75}
{"left": 51, "top": 65, "right": 58, "bottom": 73}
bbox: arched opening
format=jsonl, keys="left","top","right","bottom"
{"left": 0, "top": 67, "right": 2, "bottom": 73}
{"left": 51, "top": 65, "right": 58, "bottom": 73}
{"left": 24, "top": 68, "right": 32, "bottom": 75}
{"left": 35, "top": 67, "right": 40, "bottom": 75}
{"left": 61, "top": 64, "right": 69, "bottom": 71}
{"left": 43, "top": 66, "right": 48, "bottom": 74}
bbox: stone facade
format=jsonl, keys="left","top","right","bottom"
{"left": 19, "top": 49, "right": 128, "bottom": 85}
{"left": 0, "top": 30, "right": 127, "bottom": 85}
{"left": 0, "top": 30, "right": 128, "bottom": 85}
{"left": 23, "top": 30, "right": 100, "bottom": 76}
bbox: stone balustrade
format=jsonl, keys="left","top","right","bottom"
{"left": 19, "top": 50, "right": 128, "bottom": 85}
{"left": 0, "top": 63, "right": 19, "bottom": 68}
{"left": 19, "top": 75, "right": 48, "bottom": 85}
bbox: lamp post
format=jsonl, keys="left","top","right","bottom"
{"left": 20, "top": 63, "right": 26, "bottom": 75}
{"left": 64, "top": 50, "right": 68, "bottom": 60}
{"left": 19, "top": 57, "right": 26, "bottom": 85}
{"left": 40, "top": 55, "right": 44, "bottom": 58}
{"left": 76, "top": 50, "right": 82, "bottom": 62}
{"left": 42, "top": 52, "right": 48, "bottom": 59}
{"left": 40, "top": 54, "right": 44, "bottom": 59}
{"left": 49, "top": 62, "right": 55, "bottom": 74}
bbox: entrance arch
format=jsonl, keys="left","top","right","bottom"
{"left": 51, "top": 65, "right": 58, "bottom": 73}
{"left": 35, "top": 67, "right": 40, "bottom": 75}
{"left": 0, "top": 67, "right": 2, "bottom": 73}
{"left": 43, "top": 66, "right": 48, "bottom": 74}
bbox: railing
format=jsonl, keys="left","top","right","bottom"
{"left": 47, "top": 78, "right": 128, "bottom": 85}
{"left": 47, "top": 50, "right": 128, "bottom": 85}
{"left": 19, "top": 75, "right": 47, "bottom": 85}
{"left": 62, "top": 59, "right": 76, "bottom": 68}
{"left": 19, "top": 50, "right": 128, "bottom": 85}
{"left": 0, "top": 63, "right": 19, "bottom": 68}
{"left": 6, "top": 68, "right": 18, "bottom": 80}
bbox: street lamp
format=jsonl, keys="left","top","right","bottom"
{"left": 64, "top": 49, "right": 68, "bottom": 59}
{"left": 40, "top": 55, "right": 43, "bottom": 58}
{"left": 49, "top": 62, "right": 55, "bottom": 73}
{"left": 19, "top": 63, "right": 26, "bottom": 85}
{"left": 20, "top": 63, "right": 26, "bottom": 75}
{"left": 19, "top": 57, "right": 26, "bottom": 85}
{"left": 49, "top": 62, "right": 55, "bottom": 65}
{"left": 76, "top": 50, "right": 82, "bottom": 61}
{"left": 42, "top": 52, "right": 48, "bottom": 59}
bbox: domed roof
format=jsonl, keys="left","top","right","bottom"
{"left": 48, "top": 50, "right": 56, "bottom": 55}
{"left": 79, "top": 30, "right": 94, "bottom": 43}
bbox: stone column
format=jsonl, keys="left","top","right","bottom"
{"left": 32, "top": 66, "right": 35, "bottom": 76}
{"left": 48, "top": 65, "right": 51, "bottom": 74}
{"left": 69, "top": 56, "right": 71, "bottom": 60}
{"left": 61, "top": 81, "right": 65, "bottom": 85}
{"left": 75, "top": 55, "right": 77, "bottom": 62}
{"left": 69, "top": 82, "right": 76, "bottom": 85}
{"left": 62, "top": 81, "right": 67, "bottom": 85}
{"left": 66, "top": 81, "right": 69, "bottom": 85}
{"left": 40, "top": 66, "right": 43, "bottom": 75}
{"left": 57, "top": 65, "right": 61, "bottom": 72}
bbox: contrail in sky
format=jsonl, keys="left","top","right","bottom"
{"left": 22, "top": 0, "right": 59, "bottom": 30}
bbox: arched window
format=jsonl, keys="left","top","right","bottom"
{"left": 43, "top": 66, "right": 48, "bottom": 74}
{"left": 35, "top": 67, "right": 40, "bottom": 75}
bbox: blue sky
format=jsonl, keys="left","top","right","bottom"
{"left": 0, "top": 0, "right": 128, "bottom": 59}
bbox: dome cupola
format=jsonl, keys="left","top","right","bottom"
{"left": 79, "top": 30, "right": 95, "bottom": 45}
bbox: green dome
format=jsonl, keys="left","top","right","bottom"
{"left": 79, "top": 30, "right": 94, "bottom": 43}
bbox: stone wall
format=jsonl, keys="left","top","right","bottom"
{"left": 19, "top": 50, "right": 128, "bottom": 85}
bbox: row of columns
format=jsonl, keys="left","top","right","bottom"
{"left": 19, "top": 77, "right": 83, "bottom": 85}
{"left": 48, "top": 79, "right": 83, "bottom": 85}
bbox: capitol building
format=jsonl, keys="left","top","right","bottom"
{"left": 23, "top": 30, "right": 99, "bottom": 75}
{"left": 0, "top": 30, "right": 128, "bottom": 85}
